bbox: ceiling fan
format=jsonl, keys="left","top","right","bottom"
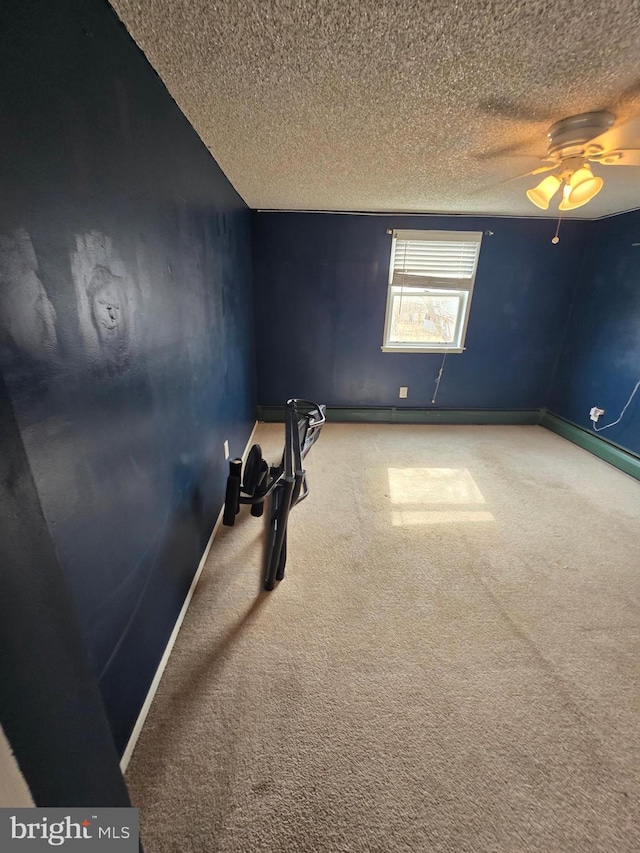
{"left": 511, "top": 110, "right": 640, "bottom": 210}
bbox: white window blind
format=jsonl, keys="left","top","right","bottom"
{"left": 382, "top": 229, "right": 483, "bottom": 353}
{"left": 391, "top": 230, "right": 482, "bottom": 288}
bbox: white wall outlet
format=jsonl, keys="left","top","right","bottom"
{"left": 589, "top": 407, "right": 605, "bottom": 423}
{"left": 399, "top": 386, "right": 408, "bottom": 399}
{"left": 223, "top": 439, "right": 230, "bottom": 459}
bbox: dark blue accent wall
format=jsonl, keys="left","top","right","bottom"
{"left": 548, "top": 212, "right": 640, "bottom": 456}
{"left": 252, "top": 212, "right": 586, "bottom": 410}
{"left": 0, "top": 374, "right": 131, "bottom": 807}
{"left": 0, "top": 0, "right": 255, "bottom": 755}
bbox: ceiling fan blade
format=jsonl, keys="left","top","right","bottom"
{"left": 489, "top": 162, "right": 557, "bottom": 187}
{"left": 470, "top": 158, "right": 556, "bottom": 195}
{"left": 529, "top": 162, "right": 558, "bottom": 176}
{"left": 586, "top": 116, "right": 637, "bottom": 154}
{"left": 590, "top": 148, "right": 640, "bottom": 166}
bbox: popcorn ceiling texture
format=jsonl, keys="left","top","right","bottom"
{"left": 109, "top": 0, "right": 640, "bottom": 216}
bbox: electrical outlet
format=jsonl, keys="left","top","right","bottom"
{"left": 589, "top": 407, "right": 604, "bottom": 423}
{"left": 399, "top": 386, "right": 408, "bottom": 399}
{"left": 223, "top": 439, "right": 230, "bottom": 459}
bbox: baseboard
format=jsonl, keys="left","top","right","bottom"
{"left": 257, "top": 405, "right": 542, "bottom": 425}
{"left": 541, "top": 410, "right": 640, "bottom": 482}
{"left": 119, "top": 420, "right": 259, "bottom": 773}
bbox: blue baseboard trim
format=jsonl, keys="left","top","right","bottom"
{"left": 541, "top": 410, "right": 640, "bottom": 482}
{"left": 257, "top": 406, "right": 542, "bottom": 425}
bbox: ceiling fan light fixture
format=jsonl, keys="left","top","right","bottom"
{"left": 526, "top": 174, "right": 562, "bottom": 210}
{"left": 558, "top": 166, "right": 604, "bottom": 210}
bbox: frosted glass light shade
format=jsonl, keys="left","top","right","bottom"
{"left": 559, "top": 167, "right": 603, "bottom": 210}
{"left": 526, "top": 175, "right": 562, "bottom": 210}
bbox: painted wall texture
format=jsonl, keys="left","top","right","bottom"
{"left": 0, "top": 0, "right": 255, "bottom": 755}
{"left": 548, "top": 213, "right": 640, "bottom": 457}
{"left": 0, "top": 375, "right": 131, "bottom": 807}
{"left": 252, "top": 212, "right": 587, "bottom": 410}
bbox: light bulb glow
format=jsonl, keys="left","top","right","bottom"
{"left": 559, "top": 166, "right": 603, "bottom": 210}
{"left": 526, "top": 174, "right": 562, "bottom": 210}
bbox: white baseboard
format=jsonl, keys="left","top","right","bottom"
{"left": 119, "top": 421, "right": 259, "bottom": 772}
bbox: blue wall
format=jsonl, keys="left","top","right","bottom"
{"left": 548, "top": 212, "right": 640, "bottom": 456}
{"left": 0, "top": 374, "right": 130, "bottom": 807}
{"left": 0, "top": 0, "right": 255, "bottom": 754}
{"left": 252, "top": 212, "right": 586, "bottom": 410}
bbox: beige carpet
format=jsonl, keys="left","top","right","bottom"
{"left": 126, "top": 424, "right": 640, "bottom": 852}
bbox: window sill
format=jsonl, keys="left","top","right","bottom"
{"left": 381, "top": 346, "right": 464, "bottom": 354}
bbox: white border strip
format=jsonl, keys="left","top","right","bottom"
{"left": 120, "top": 421, "right": 259, "bottom": 772}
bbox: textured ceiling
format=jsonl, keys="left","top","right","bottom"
{"left": 110, "top": 0, "right": 640, "bottom": 218}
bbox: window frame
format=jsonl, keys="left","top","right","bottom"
{"left": 381, "top": 229, "right": 483, "bottom": 354}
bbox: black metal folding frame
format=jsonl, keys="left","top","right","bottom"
{"left": 223, "top": 399, "right": 326, "bottom": 590}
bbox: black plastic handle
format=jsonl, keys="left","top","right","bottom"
{"left": 222, "top": 458, "right": 243, "bottom": 526}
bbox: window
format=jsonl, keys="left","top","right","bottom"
{"left": 382, "top": 230, "right": 482, "bottom": 353}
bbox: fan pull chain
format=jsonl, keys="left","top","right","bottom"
{"left": 552, "top": 213, "right": 562, "bottom": 244}
{"left": 431, "top": 350, "right": 448, "bottom": 404}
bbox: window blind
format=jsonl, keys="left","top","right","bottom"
{"left": 391, "top": 232, "right": 481, "bottom": 288}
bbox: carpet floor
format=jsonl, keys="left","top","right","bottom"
{"left": 126, "top": 424, "right": 640, "bottom": 852}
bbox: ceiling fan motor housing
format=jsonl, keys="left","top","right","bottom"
{"left": 546, "top": 111, "right": 615, "bottom": 158}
